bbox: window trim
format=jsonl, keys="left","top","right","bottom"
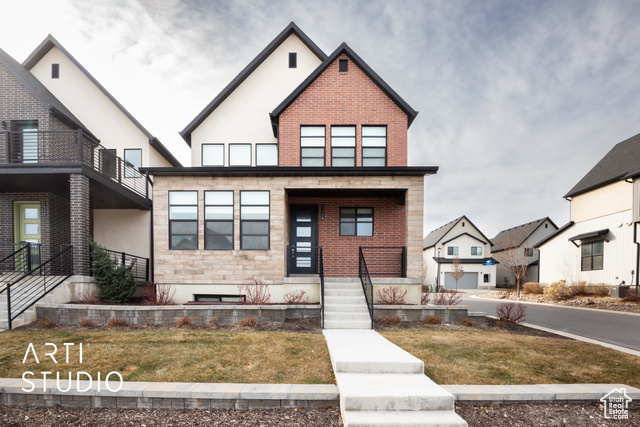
{"left": 202, "top": 143, "right": 225, "bottom": 166}
{"left": 300, "top": 125, "right": 326, "bottom": 167}
{"left": 581, "top": 239, "right": 604, "bottom": 271}
{"left": 240, "top": 190, "right": 270, "bottom": 251}
{"left": 228, "top": 143, "right": 252, "bottom": 167}
{"left": 331, "top": 125, "right": 356, "bottom": 167}
{"left": 124, "top": 148, "right": 142, "bottom": 178}
{"left": 339, "top": 207, "right": 374, "bottom": 237}
{"left": 169, "top": 190, "right": 198, "bottom": 250}
{"left": 204, "top": 190, "right": 234, "bottom": 251}
{"left": 255, "top": 143, "right": 278, "bottom": 166}
{"left": 361, "top": 125, "right": 387, "bottom": 167}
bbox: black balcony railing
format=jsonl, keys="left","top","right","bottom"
{"left": 0, "top": 130, "right": 149, "bottom": 199}
{"left": 92, "top": 248, "right": 149, "bottom": 282}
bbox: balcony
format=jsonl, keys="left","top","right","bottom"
{"left": 0, "top": 130, "right": 150, "bottom": 206}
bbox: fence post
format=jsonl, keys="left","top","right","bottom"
{"left": 145, "top": 258, "right": 150, "bottom": 282}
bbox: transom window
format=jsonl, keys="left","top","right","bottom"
{"left": 124, "top": 149, "right": 142, "bottom": 178}
{"left": 240, "top": 191, "right": 270, "bottom": 250}
{"left": 339, "top": 208, "right": 373, "bottom": 236}
{"left": 256, "top": 144, "right": 278, "bottom": 166}
{"left": 471, "top": 246, "right": 482, "bottom": 256}
{"left": 581, "top": 240, "right": 604, "bottom": 271}
{"left": 362, "top": 126, "right": 387, "bottom": 167}
{"left": 204, "top": 191, "right": 234, "bottom": 250}
{"left": 202, "top": 144, "right": 224, "bottom": 166}
{"left": 331, "top": 126, "right": 356, "bottom": 167}
{"left": 300, "top": 126, "right": 325, "bottom": 167}
{"left": 229, "top": 144, "right": 252, "bottom": 166}
{"left": 447, "top": 246, "right": 459, "bottom": 256}
{"left": 169, "top": 191, "right": 198, "bottom": 250}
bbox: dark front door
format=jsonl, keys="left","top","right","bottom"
{"left": 289, "top": 205, "right": 319, "bottom": 274}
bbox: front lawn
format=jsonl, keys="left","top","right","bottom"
{"left": 0, "top": 329, "right": 334, "bottom": 384}
{"left": 380, "top": 328, "right": 640, "bottom": 387}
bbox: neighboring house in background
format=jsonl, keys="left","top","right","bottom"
{"left": 491, "top": 217, "right": 558, "bottom": 286}
{"left": 537, "top": 132, "right": 640, "bottom": 287}
{"left": 423, "top": 215, "right": 497, "bottom": 289}
{"left": 143, "top": 22, "right": 436, "bottom": 304}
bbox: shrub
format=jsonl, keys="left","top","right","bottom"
{"left": 238, "top": 280, "right": 271, "bottom": 305}
{"left": 238, "top": 317, "right": 257, "bottom": 328}
{"left": 107, "top": 318, "right": 130, "bottom": 329}
{"left": 37, "top": 319, "right": 57, "bottom": 329}
{"left": 209, "top": 317, "right": 219, "bottom": 329}
{"left": 72, "top": 289, "right": 100, "bottom": 304}
{"left": 459, "top": 318, "right": 474, "bottom": 327}
{"left": 284, "top": 289, "right": 309, "bottom": 304}
{"left": 571, "top": 281, "right": 588, "bottom": 296}
{"left": 142, "top": 283, "right": 176, "bottom": 305}
{"left": 423, "top": 316, "right": 442, "bottom": 325}
{"left": 375, "top": 285, "right": 407, "bottom": 305}
{"left": 176, "top": 316, "right": 193, "bottom": 328}
{"left": 382, "top": 315, "right": 402, "bottom": 326}
{"left": 496, "top": 302, "right": 526, "bottom": 324}
{"left": 522, "top": 282, "right": 544, "bottom": 295}
{"left": 591, "top": 283, "right": 610, "bottom": 297}
{"left": 543, "top": 280, "right": 573, "bottom": 301}
{"left": 623, "top": 288, "right": 640, "bottom": 303}
{"left": 91, "top": 241, "right": 137, "bottom": 303}
{"left": 78, "top": 318, "right": 95, "bottom": 328}
{"left": 433, "top": 292, "right": 462, "bottom": 306}
{"left": 421, "top": 290, "right": 431, "bottom": 305}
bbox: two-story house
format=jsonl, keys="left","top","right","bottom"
{"left": 143, "top": 23, "right": 436, "bottom": 305}
{"left": 423, "top": 216, "right": 497, "bottom": 289}
{"left": 537, "top": 132, "right": 640, "bottom": 288}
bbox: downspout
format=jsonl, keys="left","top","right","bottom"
{"left": 635, "top": 223, "right": 639, "bottom": 291}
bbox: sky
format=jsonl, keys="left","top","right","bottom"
{"left": 2, "top": 0, "right": 640, "bottom": 239}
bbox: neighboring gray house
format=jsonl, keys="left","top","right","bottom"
{"left": 491, "top": 217, "right": 558, "bottom": 286}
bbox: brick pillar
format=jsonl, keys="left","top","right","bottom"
{"left": 70, "top": 174, "right": 90, "bottom": 276}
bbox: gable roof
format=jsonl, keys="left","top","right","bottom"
{"left": 441, "top": 232, "right": 487, "bottom": 246}
{"left": 23, "top": 35, "right": 181, "bottom": 166}
{"left": 270, "top": 42, "right": 418, "bottom": 137}
{"left": 534, "top": 221, "right": 575, "bottom": 248}
{"left": 491, "top": 217, "right": 558, "bottom": 252}
{"left": 423, "top": 215, "right": 492, "bottom": 249}
{"left": 180, "top": 22, "right": 327, "bottom": 146}
{"left": 565, "top": 132, "right": 640, "bottom": 198}
{"left": 0, "top": 46, "right": 95, "bottom": 139}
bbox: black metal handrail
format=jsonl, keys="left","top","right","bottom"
{"left": 5, "top": 245, "right": 74, "bottom": 329}
{"left": 358, "top": 247, "right": 374, "bottom": 329}
{"left": 96, "top": 248, "right": 150, "bottom": 282}
{"left": 0, "top": 130, "right": 149, "bottom": 199}
{"left": 359, "top": 246, "right": 407, "bottom": 278}
{"left": 0, "top": 243, "right": 41, "bottom": 294}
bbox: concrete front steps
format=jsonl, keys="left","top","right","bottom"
{"left": 323, "top": 279, "right": 372, "bottom": 330}
{"left": 324, "top": 329, "right": 467, "bottom": 427}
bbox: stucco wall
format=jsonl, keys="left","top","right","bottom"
{"left": 93, "top": 209, "right": 151, "bottom": 258}
{"left": 570, "top": 181, "right": 632, "bottom": 223}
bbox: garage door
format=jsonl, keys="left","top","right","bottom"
{"left": 444, "top": 272, "right": 478, "bottom": 290}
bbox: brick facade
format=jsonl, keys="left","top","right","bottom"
{"left": 278, "top": 54, "right": 408, "bottom": 167}
{"left": 70, "top": 174, "right": 91, "bottom": 275}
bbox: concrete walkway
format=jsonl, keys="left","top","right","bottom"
{"left": 323, "top": 329, "right": 467, "bottom": 427}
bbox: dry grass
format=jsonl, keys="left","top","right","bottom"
{"left": 0, "top": 330, "right": 333, "bottom": 384}
{"left": 380, "top": 329, "right": 640, "bottom": 387}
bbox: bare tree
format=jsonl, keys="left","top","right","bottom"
{"left": 450, "top": 257, "right": 465, "bottom": 292}
{"left": 493, "top": 237, "right": 530, "bottom": 297}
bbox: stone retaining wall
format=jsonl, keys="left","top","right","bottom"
{"left": 374, "top": 305, "right": 485, "bottom": 323}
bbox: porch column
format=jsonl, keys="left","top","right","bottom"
{"left": 70, "top": 174, "right": 90, "bottom": 276}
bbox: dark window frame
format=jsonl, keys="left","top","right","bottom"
{"left": 361, "top": 125, "right": 387, "bottom": 167}
{"left": 194, "top": 294, "right": 246, "bottom": 303}
{"left": 204, "top": 190, "right": 234, "bottom": 251}
{"left": 202, "top": 143, "right": 225, "bottom": 166}
{"left": 581, "top": 239, "right": 604, "bottom": 271}
{"left": 124, "top": 148, "right": 142, "bottom": 178}
{"left": 169, "top": 190, "right": 198, "bottom": 250}
{"left": 331, "top": 125, "right": 356, "bottom": 167}
{"left": 447, "top": 246, "right": 459, "bottom": 256}
{"left": 339, "top": 59, "right": 348, "bottom": 72}
{"left": 300, "top": 125, "right": 326, "bottom": 167}
{"left": 240, "top": 190, "right": 270, "bottom": 250}
{"left": 255, "top": 143, "right": 278, "bottom": 166}
{"left": 471, "top": 246, "right": 482, "bottom": 256}
{"left": 51, "top": 63, "right": 59, "bottom": 79}
{"left": 228, "top": 143, "right": 252, "bottom": 166}
{"left": 288, "top": 52, "right": 297, "bottom": 68}
{"left": 339, "top": 207, "right": 374, "bottom": 237}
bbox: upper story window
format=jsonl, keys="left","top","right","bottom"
{"left": 124, "top": 149, "right": 142, "bottom": 178}
{"left": 289, "top": 52, "right": 297, "bottom": 68}
{"left": 339, "top": 207, "right": 373, "bottom": 236}
{"left": 256, "top": 144, "right": 278, "bottom": 166}
{"left": 169, "top": 191, "right": 198, "bottom": 250}
{"left": 300, "top": 126, "right": 325, "bottom": 167}
{"left": 51, "top": 64, "right": 59, "bottom": 79}
{"left": 581, "top": 240, "right": 603, "bottom": 271}
{"left": 202, "top": 144, "right": 224, "bottom": 166}
{"left": 229, "top": 144, "right": 251, "bottom": 166}
{"left": 471, "top": 246, "right": 482, "bottom": 256}
{"left": 362, "top": 126, "right": 386, "bottom": 167}
{"left": 331, "top": 126, "right": 356, "bottom": 167}
{"left": 205, "top": 191, "right": 234, "bottom": 250}
{"left": 447, "top": 246, "right": 459, "bottom": 256}
{"left": 339, "top": 59, "right": 348, "bottom": 72}
{"left": 524, "top": 247, "right": 534, "bottom": 257}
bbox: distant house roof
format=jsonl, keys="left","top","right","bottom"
{"left": 180, "top": 22, "right": 327, "bottom": 146}
{"left": 423, "top": 215, "right": 492, "bottom": 250}
{"left": 534, "top": 221, "right": 575, "bottom": 248}
{"left": 23, "top": 35, "right": 181, "bottom": 166}
{"left": 491, "top": 217, "right": 558, "bottom": 252}
{"left": 565, "top": 132, "right": 640, "bottom": 198}
{"left": 0, "top": 46, "right": 96, "bottom": 140}
{"left": 270, "top": 42, "right": 418, "bottom": 137}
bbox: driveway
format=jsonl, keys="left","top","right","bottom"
{"left": 458, "top": 290, "right": 640, "bottom": 353}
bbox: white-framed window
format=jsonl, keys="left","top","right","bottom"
{"left": 362, "top": 126, "right": 386, "bottom": 167}
{"left": 229, "top": 144, "right": 252, "bottom": 166}
{"left": 240, "top": 191, "right": 269, "bottom": 250}
{"left": 202, "top": 144, "right": 224, "bottom": 166}
{"left": 256, "top": 144, "right": 278, "bottom": 166}
{"left": 331, "top": 126, "right": 356, "bottom": 167}
{"left": 471, "top": 246, "right": 482, "bottom": 256}
{"left": 204, "top": 191, "right": 234, "bottom": 250}
{"left": 169, "top": 191, "right": 198, "bottom": 250}
{"left": 124, "top": 149, "right": 142, "bottom": 178}
{"left": 300, "top": 126, "right": 325, "bottom": 167}
{"left": 447, "top": 246, "right": 458, "bottom": 256}
{"left": 339, "top": 207, "right": 373, "bottom": 236}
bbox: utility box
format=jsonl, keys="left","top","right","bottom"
{"left": 610, "top": 285, "right": 630, "bottom": 298}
